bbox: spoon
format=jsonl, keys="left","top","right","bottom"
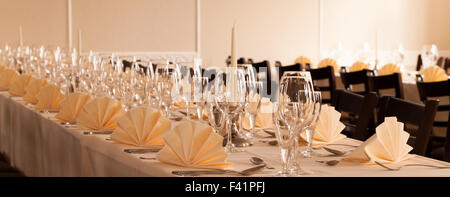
{"left": 249, "top": 157, "right": 275, "bottom": 169}
{"left": 323, "top": 147, "right": 348, "bottom": 156}
{"left": 316, "top": 160, "right": 340, "bottom": 166}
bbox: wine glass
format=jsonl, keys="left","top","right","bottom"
{"left": 214, "top": 67, "right": 247, "bottom": 153}
{"left": 192, "top": 76, "right": 208, "bottom": 120}
{"left": 421, "top": 45, "right": 439, "bottom": 69}
{"left": 243, "top": 81, "right": 263, "bottom": 138}
{"left": 273, "top": 101, "right": 294, "bottom": 177}
{"left": 300, "top": 91, "right": 322, "bottom": 158}
{"left": 206, "top": 87, "right": 226, "bottom": 136}
{"left": 278, "top": 72, "right": 314, "bottom": 176}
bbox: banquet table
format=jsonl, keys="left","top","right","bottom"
{"left": 1, "top": 91, "right": 450, "bottom": 177}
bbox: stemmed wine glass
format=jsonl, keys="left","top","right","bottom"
{"left": 192, "top": 76, "right": 209, "bottom": 120}
{"left": 214, "top": 67, "right": 247, "bottom": 153}
{"left": 273, "top": 101, "right": 293, "bottom": 176}
{"left": 205, "top": 86, "right": 226, "bottom": 136}
{"left": 300, "top": 91, "right": 322, "bottom": 158}
{"left": 278, "top": 71, "right": 314, "bottom": 176}
{"left": 243, "top": 81, "right": 263, "bottom": 139}
{"left": 421, "top": 44, "right": 439, "bottom": 69}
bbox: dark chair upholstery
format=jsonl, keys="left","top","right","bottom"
{"left": 339, "top": 69, "right": 373, "bottom": 95}
{"left": 444, "top": 58, "right": 450, "bottom": 74}
{"left": 277, "top": 63, "right": 302, "bottom": 80}
{"left": 437, "top": 56, "right": 445, "bottom": 67}
{"left": 416, "top": 79, "right": 450, "bottom": 161}
{"left": 251, "top": 60, "right": 274, "bottom": 98}
{"left": 416, "top": 54, "right": 423, "bottom": 71}
{"left": 308, "top": 66, "right": 336, "bottom": 104}
{"left": 332, "top": 90, "right": 379, "bottom": 140}
{"left": 378, "top": 96, "right": 439, "bottom": 156}
{"left": 368, "top": 73, "right": 405, "bottom": 99}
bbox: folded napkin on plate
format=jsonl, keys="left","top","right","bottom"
{"left": 77, "top": 97, "right": 125, "bottom": 130}
{"left": 35, "top": 84, "right": 65, "bottom": 110}
{"left": 242, "top": 98, "right": 273, "bottom": 130}
{"left": 157, "top": 120, "right": 231, "bottom": 169}
{"left": 421, "top": 65, "right": 448, "bottom": 82}
{"left": 294, "top": 56, "right": 312, "bottom": 67}
{"left": 8, "top": 74, "right": 32, "bottom": 96}
{"left": 55, "top": 92, "right": 92, "bottom": 123}
{"left": 111, "top": 107, "right": 172, "bottom": 148}
{"left": 173, "top": 98, "right": 196, "bottom": 108}
{"left": 343, "top": 117, "right": 414, "bottom": 164}
{"left": 377, "top": 64, "right": 401, "bottom": 76}
{"left": 300, "top": 104, "right": 346, "bottom": 145}
{"left": 0, "top": 69, "right": 19, "bottom": 91}
{"left": 349, "top": 61, "right": 368, "bottom": 72}
{"left": 24, "top": 77, "right": 48, "bottom": 104}
{"left": 318, "top": 58, "right": 339, "bottom": 73}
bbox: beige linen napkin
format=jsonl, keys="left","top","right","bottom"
{"left": 157, "top": 120, "right": 231, "bottom": 169}
{"left": 300, "top": 104, "right": 346, "bottom": 146}
{"left": 318, "top": 58, "right": 339, "bottom": 73}
{"left": 0, "top": 69, "right": 19, "bottom": 91}
{"left": 111, "top": 107, "right": 172, "bottom": 148}
{"left": 377, "top": 64, "right": 401, "bottom": 76}
{"left": 8, "top": 74, "right": 32, "bottom": 96}
{"left": 349, "top": 61, "right": 368, "bottom": 72}
{"left": 23, "top": 77, "right": 48, "bottom": 104}
{"left": 242, "top": 98, "right": 273, "bottom": 130}
{"left": 35, "top": 84, "right": 65, "bottom": 110}
{"left": 77, "top": 97, "right": 125, "bottom": 130}
{"left": 343, "top": 117, "right": 414, "bottom": 164}
{"left": 55, "top": 92, "right": 92, "bottom": 123}
{"left": 421, "top": 65, "right": 448, "bottom": 82}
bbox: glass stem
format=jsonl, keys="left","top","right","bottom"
{"left": 226, "top": 115, "right": 233, "bottom": 151}
{"left": 250, "top": 114, "right": 257, "bottom": 133}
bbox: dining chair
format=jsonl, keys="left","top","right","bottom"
{"left": 416, "top": 79, "right": 450, "bottom": 161}
{"left": 202, "top": 68, "right": 217, "bottom": 84}
{"left": 332, "top": 89, "right": 379, "bottom": 141}
{"left": 437, "top": 56, "right": 444, "bottom": 67}
{"left": 416, "top": 54, "right": 423, "bottom": 71}
{"left": 378, "top": 96, "right": 439, "bottom": 156}
{"left": 277, "top": 63, "right": 302, "bottom": 80}
{"left": 308, "top": 66, "right": 336, "bottom": 104}
{"left": 339, "top": 69, "right": 374, "bottom": 95}
{"left": 368, "top": 73, "right": 405, "bottom": 99}
{"left": 274, "top": 61, "right": 282, "bottom": 67}
{"left": 444, "top": 58, "right": 450, "bottom": 74}
{"left": 251, "top": 60, "right": 274, "bottom": 97}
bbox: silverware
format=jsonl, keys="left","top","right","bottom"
{"left": 375, "top": 161, "right": 450, "bottom": 171}
{"left": 263, "top": 129, "right": 276, "bottom": 137}
{"left": 316, "top": 160, "right": 340, "bottom": 166}
{"left": 139, "top": 156, "right": 157, "bottom": 160}
{"left": 123, "top": 148, "right": 161, "bottom": 154}
{"left": 323, "top": 147, "right": 348, "bottom": 156}
{"left": 172, "top": 164, "right": 266, "bottom": 176}
{"left": 105, "top": 137, "right": 111, "bottom": 141}
{"left": 83, "top": 130, "right": 113, "bottom": 135}
{"left": 39, "top": 109, "right": 60, "bottom": 113}
{"left": 249, "top": 157, "right": 275, "bottom": 169}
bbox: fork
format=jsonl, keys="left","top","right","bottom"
{"left": 375, "top": 161, "right": 450, "bottom": 171}
{"left": 172, "top": 164, "right": 266, "bottom": 176}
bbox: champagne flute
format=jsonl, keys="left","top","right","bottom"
{"left": 243, "top": 81, "right": 263, "bottom": 138}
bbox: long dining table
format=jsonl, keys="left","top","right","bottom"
{"left": 1, "top": 91, "right": 450, "bottom": 177}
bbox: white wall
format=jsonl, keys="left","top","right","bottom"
{"left": 0, "top": 0, "right": 449, "bottom": 67}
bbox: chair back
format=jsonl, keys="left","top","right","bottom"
{"left": 368, "top": 73, "right": 405, "bottom": 99}
{"left": 332, "top": 90, "right": 379, "bottom": 140}
{"left": 339, "top": 69, "right": 373, "bottom": 95}
{"left": 308, "top": 66, "right": 336, "bottom": 104}
{"left": 416, "top": 54, "right": 423, "bottom": 71}
{"left": 278, "top": 63, "right": 302, "bottom": 80}
{"left": 378, "top": 96, "right": 439, "bottom": 156}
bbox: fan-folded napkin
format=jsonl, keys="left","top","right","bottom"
{"left": 157, "top": 120, "right": 230, "bottom": 169}
{"left": 77, "top": 97, "right": 125, "bottom": 130}
{"left": 55, "top": 92, "right": 92, "bottom": 123}
{"left": 343, "top": 117, "right": 414, "bottom": 164}
{"left": 111, "top": 107, "right": 172, "bottom": 148}
{"left": 35, "top": 84, "right": 65, "bottom": 110}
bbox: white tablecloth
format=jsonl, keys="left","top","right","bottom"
{"left": 1, "top": 92, "right": 450, "bottom": 177}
